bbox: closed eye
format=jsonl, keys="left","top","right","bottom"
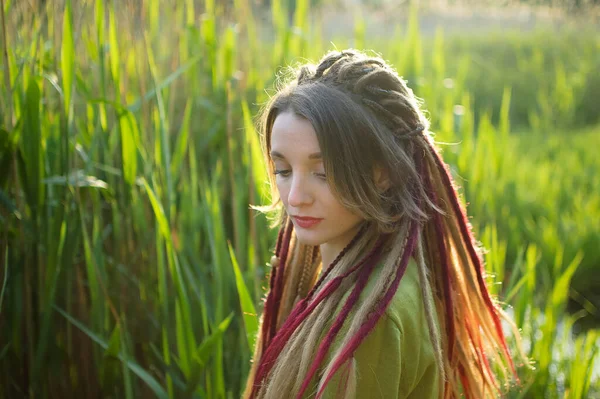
{"left": 274, "top": 169, "right": 291, "bottom": 177}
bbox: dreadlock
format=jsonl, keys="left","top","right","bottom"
{"left": 245, "top": 49, "right": 522, "bottom": 399}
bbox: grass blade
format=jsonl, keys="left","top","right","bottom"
{"left": 118, "top": 111, "right": 139, "bottom": 187}
{"left": 0, "top": 245, "right": 8, "bottom": 316}
{"left": 228, "top": 243, "right": 258, "bottom": 351}
{"left": 61, "top": 0, "right": 74, "bottom": 114}
{"left": 55, "top": 307, "right": 168, "bottom": 399}
{"left": 108, "top": 5, "right": 120, "bottom": 89}
{"left": 21, "top": 79, "right": 43, "bottom": 213}
{"left": 185, "top": 313, "right": 234, "bottom": 395}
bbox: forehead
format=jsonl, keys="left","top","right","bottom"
{"left": 270, "top": 111, "right": 321, "bottom": 159}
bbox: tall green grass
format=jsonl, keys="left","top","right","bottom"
{"left": 0, "top": 0, "right": 598, "bottom": 398}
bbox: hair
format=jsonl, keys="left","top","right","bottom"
{"left": 244, "top": 49, "right": 523, "bottom": 399}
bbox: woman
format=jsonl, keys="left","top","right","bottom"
{"left": 244, "top": 50, "right": 521, "bottom": 398}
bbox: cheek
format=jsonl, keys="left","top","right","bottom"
{"left": 323, "top": 193, "right": 345, "bottom": 215}
{"left": 275, "top": 181, "right": 289, "bottom": 204}
{"left": 325, "top": 194, "right": 359, "bottom": 220}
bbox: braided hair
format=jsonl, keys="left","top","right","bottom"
{"left": 245, "top": 50, "right": 521, "bottom": 399}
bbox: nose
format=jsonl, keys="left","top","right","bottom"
{"left": 287, "top": 174, "right": 313, "bottom": 208}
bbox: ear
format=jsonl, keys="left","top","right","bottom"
{"left": 373, "top": 166, "right": 391, "bottom": 192}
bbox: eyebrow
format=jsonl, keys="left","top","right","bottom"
{"left": 270, "top": 150, "right": 322, "bottom": 160}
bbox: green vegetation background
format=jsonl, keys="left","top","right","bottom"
{"left": 0, "top": 0, "right": 598, "bottom": 398}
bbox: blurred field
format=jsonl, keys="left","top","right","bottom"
{"left": 0, "top": 0, "right": 598, "bottom": 398}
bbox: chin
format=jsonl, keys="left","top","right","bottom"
{"left": 293, "top": 231, "right": 324, "bottom": 247}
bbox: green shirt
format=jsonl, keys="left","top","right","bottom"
{"left": 311, "top": 258, "right": 441, "bottom": 399}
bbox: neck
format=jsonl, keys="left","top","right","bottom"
{"left": 319, "top": 222, "right": 369, "bottom": 270}
{"left": 318, "top": 244, "right": 336, "bottom": 271}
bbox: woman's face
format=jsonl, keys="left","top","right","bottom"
{"left": 270, "top": 111, "right": 364, "bottom": 258}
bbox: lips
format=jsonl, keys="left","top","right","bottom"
{"left": 292, "top": 216, "right": 323, "bottom": 229}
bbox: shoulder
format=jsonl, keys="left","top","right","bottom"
{"left": 318, "top": 258, "right": 441, "bottom": 398}
{"left": 357, "top": 258, "right": 441, "bottom": 397}
{"left": 384, "top": 257, "right": 430, "bottom": 337}
{"left": 360, "top": 256, "right": 432, "bottom": 336}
